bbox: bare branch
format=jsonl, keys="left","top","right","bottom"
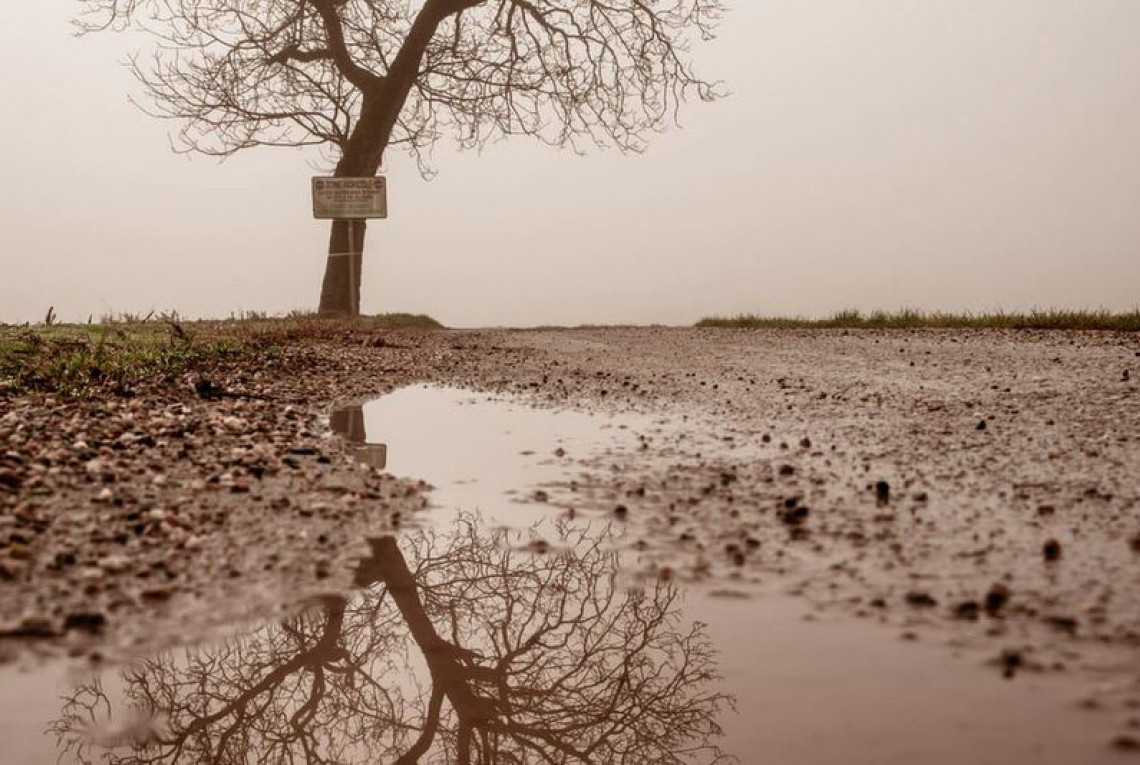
{"left": 78, "top": 0, "right": 722, "bottom": 174}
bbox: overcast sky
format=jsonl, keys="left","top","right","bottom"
{"left": 2, "top": 2, "right": 1139, "bottom": 326}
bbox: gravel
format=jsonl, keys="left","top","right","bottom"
{"left": 2, "top": 325, "right": 1139, "bottom": 731}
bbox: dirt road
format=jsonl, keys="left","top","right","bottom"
{"left": 2, "top": 326, "right": 1139, "bottom": 757}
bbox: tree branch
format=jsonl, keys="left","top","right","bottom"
{"left": 309, "top": 0, "right": 384, "bottom": 91}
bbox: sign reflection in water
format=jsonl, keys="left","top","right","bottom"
{"left": 330, "top": 404, "right": 387, "bottom": 470}
{"left": 51, "top": 514, "right": 734, "bottom": 764}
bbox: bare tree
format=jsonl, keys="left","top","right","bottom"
{"left": 77, "top": 0, "right": 722, "bottom": 316}
{"left": 52, "top": 514, "right": 734, "bottom": 763}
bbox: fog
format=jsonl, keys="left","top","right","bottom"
{"left": 2, "top": 1, "right": 1139, "bottom": 326}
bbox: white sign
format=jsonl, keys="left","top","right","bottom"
{"left": 311, "top": 176, "right": 388, "bottom": 219}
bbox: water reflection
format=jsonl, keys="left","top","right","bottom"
{"left": 52, "top": 515, "right": 734, "bottom": 764}
{"left": 331, "top": 404, "right": 387, "bottom": 470}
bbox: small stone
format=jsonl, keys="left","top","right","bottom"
{"left": 63, "top": 612, "right": 107, "bottom": 633}
{"left": 79, "top": 567, "right": 105, "bottom": 583}
{"left": 613, "top": 504, "right": 629, "bottom": 520}
{"left": 953, "top": 601, "right": 980, "bottom": 620}
{"left": 780, "top": 506, "right": 810, "bottom": 525}
{"left": 140, "top": 586, "right": 174, "bottom": 602}
{"left": 6, "top": 544, "right": 31, "bottom": 561}
{"left": 999, "top": 648, "right": 1022, "bottom": 679}
{"left": 221, "top": 416, "right": 246, "bottom": 432}
{"left": 1043, "top": 615, "right": 1079, "bottom": 634}
{"left": 905, "top": 591, "right": 938, "bottom": 608}
{"left": 14, "top": 616, "right": 58, "bottom": 638}
{"left": 98, "top": 554, "right": 131, "bottom": 573}
{"left": 778, "top": 464, "right": 795, "bottom": 476}
{"left": 985, "top": 583, "right": 1011, "bottom": 615}
{"left": 532, "top": 490, "right": 549, "bottom": 503}
{"left": 0, "top": 559, "right": 27, "bottom": 581}
{"left": 553, "top": 448, "right": 566, "bottom": 458}
{"left": 875, "top": 480, "right": 890, "bottom": 504}
{"left": 1043, "top": 539, "right": 1062, "bottom": 562}
{"left": 1110, "top": 735, "right": 1139, "bottom": 751}
{"left": 799, "top": 437, "right": 812, "bottom": 449}
{"left": 976, "top": 419, "right": 987, "bottom": 431}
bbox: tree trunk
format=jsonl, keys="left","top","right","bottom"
{"left": 315, "top": 1, "right": 459, "bottom": 316}
{"left": 318, "top": 218, "right": 367, "bottom": 316}
{"left": 355, "top": 537, "right": 498, "bottom": 728}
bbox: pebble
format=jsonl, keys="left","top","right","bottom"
{"left": 954, "top": 601, "right": 980, "bottom": 620}
{"left": 63, "top": 611, "right": 107, "bottom": 633}
{"left": 80, "top": 567, "right": 105, "bottom": 583}
{"left": 999, "top": 648, "right": 1023, "bottom": 679}
{"left": 985, "top": 583, "right": 1011, "bottom": 615}
{"left": 1111, "top": 734, "right": 1140, "bottom": 751}
{"left": 1043, "top": 539, "right": 1063, "bottom": 562}
{"left": 875, "top": 480, "right": 890, "bottom": 504}
{"left": 98, "top": 555, "right": 131, "bottom": 573}
{"left": 906, "top": 591, "right": 938, "bottom": 608}
{"left": 0, "top": 560, "right": 27, "bottom": 581}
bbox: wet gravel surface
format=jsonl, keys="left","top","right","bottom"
{"left": 2, "top": 326, "right": 1140, "bottom": 745}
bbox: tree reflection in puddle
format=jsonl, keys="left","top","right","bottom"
{"left": 52, "top": 514, "right": 734, "bottom": 764}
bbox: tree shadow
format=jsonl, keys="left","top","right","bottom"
{"left": 51, "top": 515, "right": 735, "bottom": 764}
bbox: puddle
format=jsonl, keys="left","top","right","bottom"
{"left": 0, "top": 386, "right": 1127, "bottom": 763}
{"left": 330, "top": 385, "right": 661, "bottom": 527}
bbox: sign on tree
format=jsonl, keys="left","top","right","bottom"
{"left": 312, "top": 177, "right": 388, "bottom": 220}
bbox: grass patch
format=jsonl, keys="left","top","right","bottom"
{"left": 0, "top": 324, "right": 247, "bottom": 398}
{"left": 0, "top": 312, "right": 444, "bottom": 397}
{"left": 696, "top": 309, "right": 1140, "bottom": 331}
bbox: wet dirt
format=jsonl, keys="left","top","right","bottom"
{"left": 3, "top": 379, "right": 1137, "bottom": 763}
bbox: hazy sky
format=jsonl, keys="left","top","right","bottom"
{"left": 2, "top": 2, "right": 1139, "bottom": 326}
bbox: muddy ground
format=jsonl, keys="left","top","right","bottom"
{"left": 2, "top": 326, "right": 1139, "bottom": 748}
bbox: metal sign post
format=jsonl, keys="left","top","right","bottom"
{"left": 312, "top": 177, "right": 388, "bottom": 316}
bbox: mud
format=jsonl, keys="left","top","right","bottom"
{"left": 2, "top": 326, "right": 1139, "bottom": 760}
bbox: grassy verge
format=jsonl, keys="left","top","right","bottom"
{"left": 0, "top": 313, "right": 443, "bottom": 397}
{"left": 695, "top": 309, "right": 1140, "bottom": 331}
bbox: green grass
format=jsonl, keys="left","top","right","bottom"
{"left": 695, "top": 309, "right": 1140, "bottom": 331}
{"left": 0, "top": 325, "right": 246, "bottom": 397}
{"left": 0, "top": 312, "right": 444, "bottom": 397}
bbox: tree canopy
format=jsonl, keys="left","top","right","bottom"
{"left": 78, "top": 0, "right": 723, "bottom": 174}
